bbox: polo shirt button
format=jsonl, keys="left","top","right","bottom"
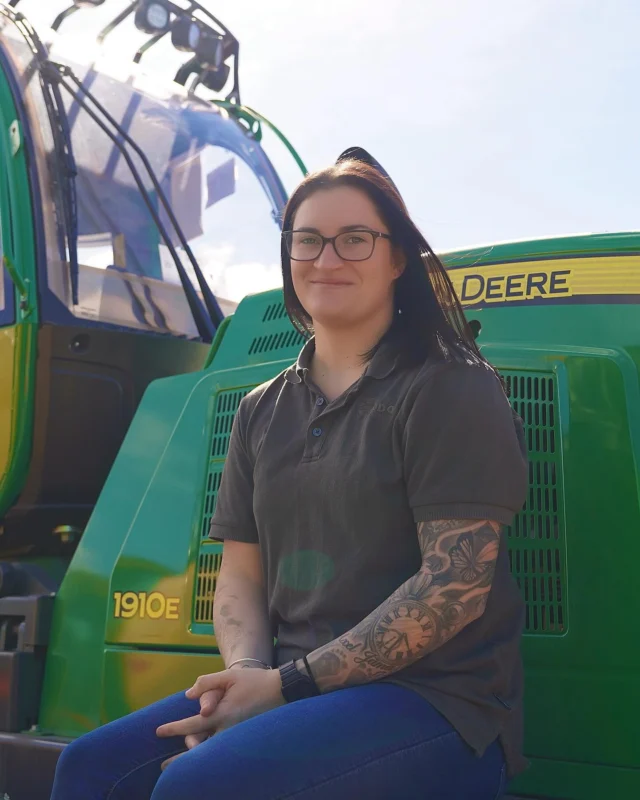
{"left": 316, "top": 397, "right": 325, "bottom": 406}
{"left": 312, "top": 427, "right": 323, "bottom": 437}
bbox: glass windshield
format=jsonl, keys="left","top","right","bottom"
{"left": 1, "top": 24, "right": 286, "bottom": 337}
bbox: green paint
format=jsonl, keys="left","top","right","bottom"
{"left": 441, "top": 230, "right": 640, "bottom": 267}
{"left": 212, "top": 100, "right": 309, "bottom": 177}
{"left": 203, "top": 314, "right": 232, "bottom": 370}
{"left": 0, "top": 55, "right": 38, "bottom": 520}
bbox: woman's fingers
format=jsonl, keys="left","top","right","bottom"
{"left": 185, "top": 733, "right": 208, "bottom": 749}
{"left": 199, "top": 688, "right": 224, "bottom": 717}
{"left": 160, "top": 752, "right": 185, "bottom": 771}
{"left": 160, "top": 733, "right": 209, "bottom": 771}
{"left": 186, "top": 670, "right": 233, "bottom": 699}
{"left": 156, "top": 713, "right": 212, "bottom": 738}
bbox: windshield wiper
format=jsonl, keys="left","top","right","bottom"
{"left": 40, "top": 63, "right": 79, "bottom": 304}
{"left": 3, "top": 7, "right": 80, "bottom": 304}
{"left": 51, "top": 64, "right": 222, "bottom": 340}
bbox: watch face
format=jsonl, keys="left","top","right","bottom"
{"left": 374, "top": 602, "right": 437, "bottom": 663}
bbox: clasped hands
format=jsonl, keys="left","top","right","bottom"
{"left": 156, "top": 666, "right": 284, "bottom": 770}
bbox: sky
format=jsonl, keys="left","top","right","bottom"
{"left": 13, "top": 0, "right": 640, "bottom": 255}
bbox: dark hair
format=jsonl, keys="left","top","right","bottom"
{"left": 280, "top": 159, "right": 494, "bottom": 372}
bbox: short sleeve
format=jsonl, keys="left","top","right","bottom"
{"left": 209, "top": 397, "right": 259, "bottom": 544}
{"left": 402, "top": 364, "right": 528, "bottom": 526}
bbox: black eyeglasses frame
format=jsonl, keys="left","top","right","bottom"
{"left": 282, "top": 229, "right": 392, "bottom": 262}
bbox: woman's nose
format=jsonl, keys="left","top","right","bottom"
{"left": 314, "top": 241, "right": 343, "bottom": 268}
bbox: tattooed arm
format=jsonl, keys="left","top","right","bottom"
{"left": 213, "top": 540, "right": 274, "bottom": 669}
{"left": 304, "top": 519, "right": 501, "bottom": 692}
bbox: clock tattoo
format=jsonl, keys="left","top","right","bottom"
{"left": 304, "top": 519, "right": 501, "bottom": 692}
{"left": 372, "top": 600, "right": 438, "bottom": 665}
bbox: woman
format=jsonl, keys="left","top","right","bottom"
{"left": 51, "top": 150, "right": 528, "bottom": 800}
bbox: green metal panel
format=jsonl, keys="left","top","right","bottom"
{"left": 0, "top": 54, "right": 39, "bottom": 519}
{"left": 39, "top": 369, "right": 215, "bottom": 735}
{"left": 440, "top": 230, "right": 640, "bottom": 268}
{"left": 39, "top": 291, "right": 305, "bottom": 736}
{"left": 102, "top": 649, "right": 225, "bottom": 722}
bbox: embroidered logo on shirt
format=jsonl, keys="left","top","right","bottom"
{"left": 357, "top": 399, "right": 396, "bottom": 417}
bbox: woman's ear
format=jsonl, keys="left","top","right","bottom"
{"left": 392, "top": 246, "right": 406, "bottom": 279}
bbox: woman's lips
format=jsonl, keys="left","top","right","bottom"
{"left": 309, "top": 280, "right": 352, "bottom": 286}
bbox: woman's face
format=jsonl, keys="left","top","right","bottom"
{"left": 289, "top": 185, "right": 403, "bottom": 329}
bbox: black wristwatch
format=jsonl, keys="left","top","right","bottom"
{"left": 278, "top": 659, "right": 320, "bottom": 703}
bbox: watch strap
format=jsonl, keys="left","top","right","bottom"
{"left": 278, "top": 659, "right": 320, "bottom": 703}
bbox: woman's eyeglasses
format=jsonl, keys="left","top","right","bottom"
{"left": 283, "top": 229, "right": 391, "bottom": 262}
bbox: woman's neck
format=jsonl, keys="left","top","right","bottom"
{"left": 309, "top": 311, "right": 393, "bottom": 400}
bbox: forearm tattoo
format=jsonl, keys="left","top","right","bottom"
{"left": 213, "top": 576, "right": 245, "bottom": 659}
{"left": 305, "top": 519, "right": 501, "bottom": 692}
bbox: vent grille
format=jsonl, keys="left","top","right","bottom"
{"left": 193, "top": 548, "right": 223, "bottom": 624}
{"left": 210, "top": 389, "right": 251, "bottom": 459}
{"left": 194, "top": 369, "right": 567, "bottom": 636}
{"left": 262, "top": 302, "right": 289, "bottom": 322}
{"left": 248, "top": 328, "right": 305, "bottom": 356}
{"left": 201, "top": 388, "right": 251, "bottom": 538}
{"left": 193, "top": 387, "right": 253, "bottom": 625}
{"left": 200, "top": 466, "right": 223, "bottom": 538}
{"left": 504, "top": 371, "right": 567, "bottom": 635}
{"left": 508, "top": 547, "right": 564, "bottom": 633}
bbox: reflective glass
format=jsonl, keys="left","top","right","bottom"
{"left": 1, "top": 24, "right": 285, "bottom": 336}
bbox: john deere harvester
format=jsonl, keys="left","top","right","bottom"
{"left": 1, "top": 3, "right": 639, "bottom": 800}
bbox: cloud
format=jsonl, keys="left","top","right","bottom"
{"left": 189, "top": 242, "right": 282, "bottom": 306}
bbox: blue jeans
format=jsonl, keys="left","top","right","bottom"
{"left": 51, "top": 683, "right": 506, "bottom": 799}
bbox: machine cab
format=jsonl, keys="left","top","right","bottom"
{"left": 0, "top": 2, "right": 290, "bottom": 552}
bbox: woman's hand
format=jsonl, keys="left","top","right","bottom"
{"left": 156, "top": 667, "right": 284, "bottom": 744}
{"left": 160, "top": 731, "right": 209, "bottom": 771}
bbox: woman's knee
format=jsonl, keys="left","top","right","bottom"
{"left": 150, "top": 758, "right": 197, "bottom": 800}
{"left": 150, "top": 746, "right": 239, "bottom": 800}
{"left": 51, "top": 729, "right": 109, "bottom": 798}
{"left": 56, "top": 728, "right": 103, "bottom": 775}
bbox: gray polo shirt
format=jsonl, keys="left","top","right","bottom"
{"left": 210, "top": 334, "right": 528, "bottom": 776}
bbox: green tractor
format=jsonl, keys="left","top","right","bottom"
{"left": 1, "top": 3, "right": 640, "bottom": 800}
{"left": 0, "top": 0, "right": 302, "bottom": 792}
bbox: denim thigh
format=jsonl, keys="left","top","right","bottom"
{"left": 153, "top": 683, "right": 506, "bottom": 800}
{"left": 50, "top": 691, "right": 200, "bottom": 800}
{"left": 51, "top": 683, "right": 506, "bottom": 800}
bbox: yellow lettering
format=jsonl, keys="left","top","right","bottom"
{"left": 120, "top": 592, "right": 139, "bottom": 618}
{"left": 112, "top": 591, "right": 182, "bottom": 620}
{"left": 166, "top": 598, "right": 180, "bottom": 620}
{"left": 146, "top": 591, "right": 166, "bottom": 619}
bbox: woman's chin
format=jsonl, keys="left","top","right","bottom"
{"left": 305, "top": 305, "right": 358, "bottom": 329}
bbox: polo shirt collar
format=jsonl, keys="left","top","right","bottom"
{"left": 284, "top": 337, "right": 314, "bottom": 384}
{"left": 284, "top": 334, "right": 399, "bottom": 385}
